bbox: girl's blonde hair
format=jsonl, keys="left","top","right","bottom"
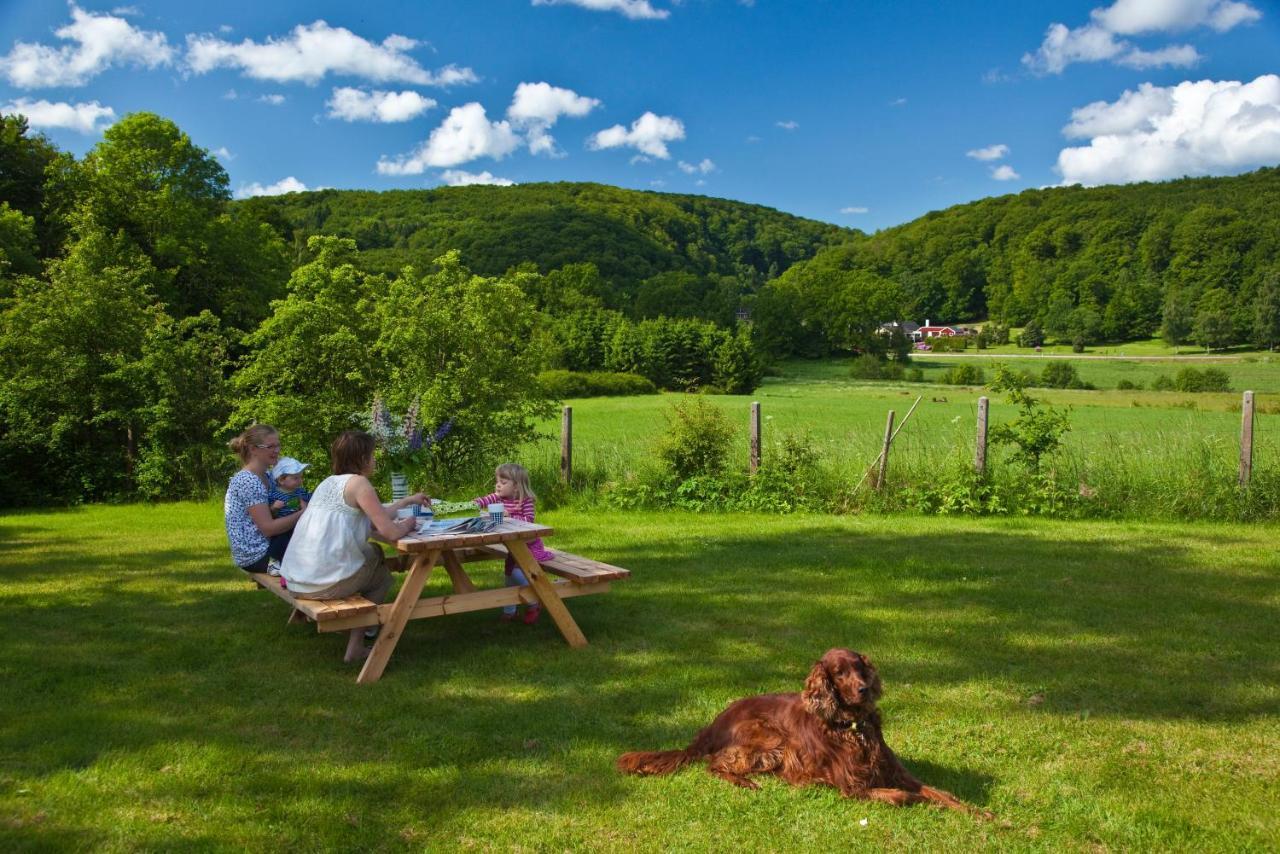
{"left": 496, "top": 463, "right": 535, "bottom": 500}
{"left": 228, "top": 424, "right": 278, "bottom": 464}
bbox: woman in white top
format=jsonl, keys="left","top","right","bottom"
{"left": 282, "top": 430, "right": 426, "bottom": 663}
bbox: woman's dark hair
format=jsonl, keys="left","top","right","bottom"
{"left": 331, "top": 430, "right": 376, "bottom": 475}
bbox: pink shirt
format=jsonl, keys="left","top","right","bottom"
{"left": 474, "top": 493, "right": 551, "bottom": 560}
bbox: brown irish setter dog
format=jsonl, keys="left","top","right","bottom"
{"left": 618, "top": 648, "right": 987, "bottom": 816}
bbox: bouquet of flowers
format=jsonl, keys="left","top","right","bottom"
{"left": 367, "top": 395, "right": 453, "bottom": 472}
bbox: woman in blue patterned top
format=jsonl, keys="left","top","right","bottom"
{"left": 224, "top": 423, "right": 303, "bottom": 573}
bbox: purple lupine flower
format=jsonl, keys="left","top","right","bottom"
{"left": 403, "top": 397, "right": 420, "bottom": 441}
{"left": 408, "top": 428, "right": 423, "bottom": 452}
{"left": 433, "top": 419, "right": 453, "bottom": 443}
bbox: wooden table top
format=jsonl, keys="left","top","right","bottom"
{"left": 395, "top": 518, "right": 554, "bottom": 552}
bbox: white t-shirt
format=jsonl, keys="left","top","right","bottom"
{"left": 281, "top": 474, "right": 373, "bottom": 594}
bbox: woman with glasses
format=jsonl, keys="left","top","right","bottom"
{"left": 225, "top": 423, "right": 302, "bottom": 574}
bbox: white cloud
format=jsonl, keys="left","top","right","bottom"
{"left": 840, "top": 206, "right": 869, "bottom": 214}
{"left": 377, "top": 102, "right": 519, "bottom": 174}
{"left": 258, "top": 93, "right": 285, "bottom": 105}
{"left": 1023, "top": 0, "right": 1260, "bottom": 74}
{"left": 222, "top": 88, "right": 238, "bottom": 100}
{"left": 218, "top": 24, "right": 234, "bottom": 34}
{"left": 776, "top": 120, "right": 798, "bottom": 130}
{"left": 234, "top": 176, "right": 309, "bottom": 198}
{"left": 1093, "top": 0, "right": 1261, "bottom": 35}
{"left": 588, "top": 111, "right": 684, "bottom": 158}
{"left": 0, "top": 4, "right": 173, "bottom": 88}
{"left": 991, "top": 164, "right": 1021, "bottom": 180}
{"left": 440, "top": 169, "right": 515, "bottom": 186}
{"left": 1116, "top": 43, "right": 1201, "bottom": 69}
{"left": 212, "top": 146, "right": 234, "bottom": 161}
{"left": 111, "top": 6, "right": 141, "bottom": 15}
{"left": 890, "top": 97, "right": 907, "bottom": 106}
{"left": 966, "top": 143, "right": 1009, "bottom": 161}
{"left": 507, "top": 81, "right": 600, "bottom": 156}
{"left": 678, "top": 158, "right": 715, "bottom": 174}
{"left": 650, "top": 179, "right": 666, "bottom": 187}
{"left": 0, "top": 97, "right": 114, "bottom": 133}
{"left": 1056, "top": 74, "right": 1280, "bottom": 186}
{"left": 327, "top": 87, "right": 436, "bottom": 122}
{"left": 531, "top": 0, "right": 670, "bottom": 21}
{"left": 185, "top": 20, "right": 479, "bottom": 86}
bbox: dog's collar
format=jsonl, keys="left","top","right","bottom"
{"left": 831, "top": 719, "right": 859, "bottom": 732}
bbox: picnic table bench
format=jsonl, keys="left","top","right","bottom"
{"left": 249, "top": 518, "right": 629, "bottom": 683}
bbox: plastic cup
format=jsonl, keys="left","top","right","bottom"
{"left": 487, "top": 503, "right": 505, "bottom": 524}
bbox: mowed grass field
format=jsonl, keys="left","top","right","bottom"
{"left": 1, "top": 503, "right": 1277, "bottom": 850}
{"left": 525, "top": 356, "right": 1280, "bottom": 494}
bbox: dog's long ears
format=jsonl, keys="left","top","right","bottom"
{"left": 801, "top": 659, "right": 838, "bottom": 721}
{"left": 859, "top": 653, "right": 884, "bottom": 703}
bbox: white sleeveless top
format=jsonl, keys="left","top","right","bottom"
{"left": 280, "top": 474, "right": 373, "bottom": 594}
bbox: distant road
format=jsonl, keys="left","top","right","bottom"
{"left": 922, "top": 352, "right": 1244, "bottom": 362}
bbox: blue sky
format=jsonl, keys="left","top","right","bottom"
{"left": 1, "top": 0, "right": 1277, "bottom": 231}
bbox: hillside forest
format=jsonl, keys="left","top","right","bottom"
{"left": 2, "top": 109, "right": 1279, "bottom": 505}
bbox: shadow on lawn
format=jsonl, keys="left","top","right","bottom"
{"left": 2, "top": 516, "right": 1277, "bottom": 845}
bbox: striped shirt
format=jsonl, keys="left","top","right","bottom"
{"left": 473, "top": 492, "right": 551, "bottom": 560}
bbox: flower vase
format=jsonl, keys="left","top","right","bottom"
{"left": 391, "top": 472, "right": 409, "bottom": 502}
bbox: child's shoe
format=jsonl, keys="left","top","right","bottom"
{"left": 499, "top": 610, "right": 517, "bottom": 623}
{"left": 522, "top": 604, "right": 542, "bottom": 625}
{"left": 267, "top": 557, "right": 283, "bottom": 577}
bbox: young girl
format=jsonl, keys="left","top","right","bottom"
{"left": 473, "top": 463, "right": 551, "bottom": 624}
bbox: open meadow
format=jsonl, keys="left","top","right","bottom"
{"left": 523, "top": 355, "right": 1280, "bottom": 521}
{"left": 1, "top": 502, "right": 1277, "bottom": 851}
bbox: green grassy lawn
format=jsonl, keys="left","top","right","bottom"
{"left": 2, "top": 503, "right": 1277, "bottom": 850}
{"left": 963, "top": 335, "right": 1260, "bottom": 358}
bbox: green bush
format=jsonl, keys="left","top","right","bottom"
{"left": 929, "top": 334, "right": 969, "bottom": 352}
{"left": 655, "top": 397, "right": 736, "bottom": 480}
{"left": 1039, "top": 361, "right": 1080, "bottom": 388}
{"left": 906, "top": 367, "right": 925, "bottom": 382}
{"left": 1174, "top": 367, "right": 1231, "bottom": 393}
{"left": 850, "top": 354, "right": 904, "bottom": 380}
{"left": 1116, "top": 378, "right": 1142, "bottom": 390}
{"left": 537, "top": 370, "right": 657, "bottom": 398}
{"left": 939, "top": 364, "right": 985, "bottom": 385}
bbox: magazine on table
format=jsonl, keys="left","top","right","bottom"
{"left": 416, "top": 516, "right": 499, "bottom": 535}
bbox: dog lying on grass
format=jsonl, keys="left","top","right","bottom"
{"left": 617, "top": 648, "right": 989, "bottom": 817}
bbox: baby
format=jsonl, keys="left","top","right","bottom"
{"left": 269, "top": 457, "right": 312, "bottom": 518}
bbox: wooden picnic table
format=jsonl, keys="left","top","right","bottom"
{"left": 250, "top": 518, "right": 629, "bottom": 683}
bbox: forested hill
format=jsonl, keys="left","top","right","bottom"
{"left": 760, "top": 166, "right": 1280, "bottom": 355}
{"left": 236, "top": 182, "right": 851, "bottom": 293}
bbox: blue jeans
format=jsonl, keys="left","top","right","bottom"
{"left": 503, "top": 567, "right": 530, "bottom": 615}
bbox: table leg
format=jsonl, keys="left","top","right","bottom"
{"left": 357, "top": 550, "right": 439, "bottom": 685}
{"left": 441, "top": 550, "right": 478, "bottom": 593}
{"left": 507, "top": 540, "right": 587, "bottom": 648}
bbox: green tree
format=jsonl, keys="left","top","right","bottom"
{"left": 0, "top": 229, "right": 162, "bottom": 501}
{"left": 988, "top": 365, "right": 1071, "bottom": 471}
{"left": 78, "top": 112, "right": 288, "bottom": 330}
{"left": 1192, "top": 287, "right": 1236, "bottom": 351}
{"left": 229, "top": 236, "right": 385, "bottom": 464}
{"left": 1161, "top": 287, "right": 1195, "bottom": 346}
{"left": 1252, "top": 271, "right": 1280, "bottom": 350}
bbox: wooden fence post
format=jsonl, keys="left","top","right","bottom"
{"left": 975, "top": 396, "right": 989, "bottom": 475}
{"left": 876, "top": 410, "right": 896, "bottom": 491}
{"left": 1239, "top": 390, "right": 1254, "bottom": 486}
{"left": 750, "top": 401, "right": 761, "bottom": 474}
{"left": 561, "top": 406, "right": 572, "bottom": 485}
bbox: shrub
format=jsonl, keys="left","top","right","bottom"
{"left": 939, "top": 364, "right": 985, "bottom": 385}
{"left": 1174, "top": 367, "right": 1231, "bottom": 393}
{"left": 654, "top": 397, "right": 736, "bottom": 480}
{"left": 1116, "top": 378, "right": 1142, "bottom": 390}
{"left": 1039, "top": 361, "right": 1080, "bottom": 389}
{"left": 929, "top": 335, "right": 969, "bottom": 352}
{"left": 1151, "top": 374, "right": 1175, "bottom": 391}
{"left": 850, "top": 354, "right": 904, "bottom": 381}
{"left": 906, "top": 367, "right": 925, "bottom": 382}
{"left": 537, "top": 370, "right": 657, "bottom": 398}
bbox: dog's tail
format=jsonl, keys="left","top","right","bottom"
{"left": 616, "top": 747, "right": 700, "bottom": 776}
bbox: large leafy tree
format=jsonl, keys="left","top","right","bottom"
{"left": 78, "top": 112, "right": 288, "bottom": 330}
